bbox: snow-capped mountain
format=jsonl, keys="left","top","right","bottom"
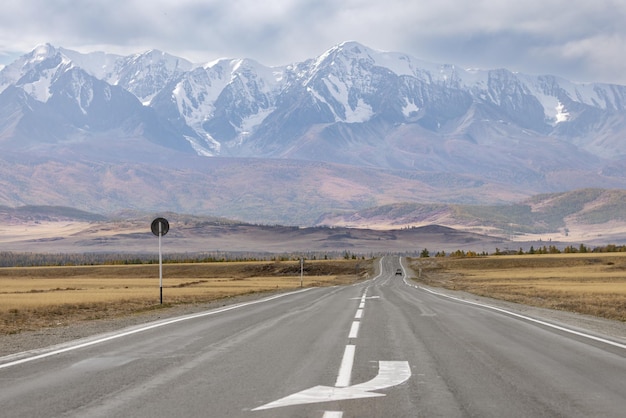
{"left": 3, "top": 41, "right": 626, "bottom": 161}
{"left": 150, "top": 40, "right": 626, "bottom": 166}
{"left": 0, "top": 44, "right": 197, "bottom": 153}
{"left": 149, "top": 57, "right": 284, "bottom": 155}
{"left": 1, "top": 41, "right": 626, "bottom": 224}
{"left": 110, "top": 49, "right": 193, "bottom": 104}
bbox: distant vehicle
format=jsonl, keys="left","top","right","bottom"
{"left": 395, "top": 269, "right": 402, "bottom": 276}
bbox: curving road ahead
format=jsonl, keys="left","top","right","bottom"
{"left": 1, "top": 256, "right": 625, "bottom": 417}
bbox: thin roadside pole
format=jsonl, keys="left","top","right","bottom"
{"left": 151, "top": 217, "right": 169, "bottom": 305}
{"left": 159, "top": 221, "right": 163, "bottom": 304}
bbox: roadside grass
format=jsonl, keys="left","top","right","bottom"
{"left": 0, "top": 260, "right": 372, "bottom": 334}
{"left": 409, "top": 253, "right": 626, "bottom": 322}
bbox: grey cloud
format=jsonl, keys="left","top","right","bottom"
{"left": 1, "top": 0, "right": 626, "bottom": 84}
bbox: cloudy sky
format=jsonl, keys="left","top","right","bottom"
{"left": 1, "top": 0, "right": 625, "bottom": 84}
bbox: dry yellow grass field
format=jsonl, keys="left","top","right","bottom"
{"left": 410, "top": 253, "right": 626, "bottom": 321}
{"left": 0, "top": 260, "right": 371, "bottom": 334}
{"left": 5, "top": 254, "right": 625, "bottom": 336}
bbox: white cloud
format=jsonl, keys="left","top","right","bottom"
{"left": 1, "top": 0, "right": 626, "bottom": 84}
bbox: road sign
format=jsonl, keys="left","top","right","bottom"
{"left": 151, "top": 217, "right": 169, "bottom": 237}
{"left": 151, "top": 217, "right": 169, "bottom": 304}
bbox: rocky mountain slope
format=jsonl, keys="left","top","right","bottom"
{"left": 1, "top": 42, "right": 626, "bottom": 225}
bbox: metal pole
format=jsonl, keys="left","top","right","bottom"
{"left": 300, "top": 257, "right": 303, "bottom": 288}
{"left": 159, "top": 222, "right": 163, "bottom": 304}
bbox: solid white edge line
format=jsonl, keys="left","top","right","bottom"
{"left": 335, "top": 344, "right": 356, "bottom": 387}
{"left": 406, "top": 279, "right": 626, "bottom": 351}
{"left": 0, "top": 288, "right": 315, "bottom": 370}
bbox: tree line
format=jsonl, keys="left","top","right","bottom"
{"left": 419, "top": 243, "right": 626, "bottom": 258}
{"left": 0, "top": 250, "right": 373, "bottom": 267}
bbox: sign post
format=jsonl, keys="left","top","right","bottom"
{"left": 151, "top": 217, "right": 169, "bottom": 304}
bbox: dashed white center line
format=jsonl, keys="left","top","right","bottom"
{"left": 324, "top": 290, "right": 368, "bottom": 415}
{"left": 348, "top": 321, "right": 360, "bottom": 339}
{"left": 335, "top": 344, "right": 356, "bottom": 387}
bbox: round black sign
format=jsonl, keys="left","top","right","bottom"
{"left": 151, "top": 217, "right": 169, "bottom": 237}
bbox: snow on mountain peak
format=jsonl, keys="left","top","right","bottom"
{"left": 0, "top": 44, "right": 76, "bottom": 102}
{"left": 31, "top": 43, "right": 57, "bottom": 62}
{"left": 316, "top": 41, "right": 460, "bottom": 84}
{"left": 127, "top": 49, "right": 192, "bottom": 71}
{"left": 109, "top": 49, "right": 193, "bottom": 104}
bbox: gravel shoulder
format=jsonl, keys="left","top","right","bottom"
{"left": 0, "top": 292, "right": 275, "bottom": 358}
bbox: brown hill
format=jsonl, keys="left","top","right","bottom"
{"left": 0, "top": 211, "right": 508, "bottom": 256}
{"left": 316, "top": 189, "right": 626, "bottom": 245}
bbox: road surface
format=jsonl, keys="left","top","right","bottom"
{"left": 1, "top": 256, "right": 625, "bottom": 417}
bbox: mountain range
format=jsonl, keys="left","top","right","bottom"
{"left": 1, "top": 41, "right": 626, "bottom": 227}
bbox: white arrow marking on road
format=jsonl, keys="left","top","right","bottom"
{"left": 252, "top": 361, "right": 411, "bottom": 411}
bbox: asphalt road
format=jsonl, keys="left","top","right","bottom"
{"left": 1, "top": 256, "right": 625, "bottom": 417}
